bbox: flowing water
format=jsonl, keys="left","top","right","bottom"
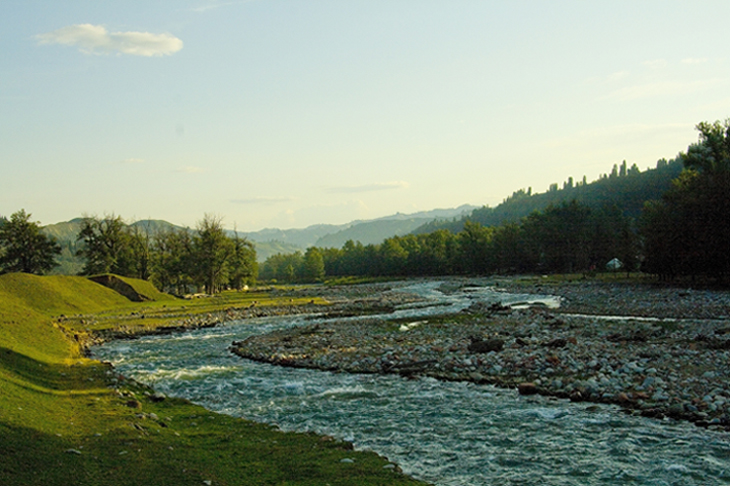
{"left": 93, "top": 282, "right": 730, "bottom": 485}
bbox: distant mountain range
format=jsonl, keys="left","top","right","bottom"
{"left": 39, "top": 205, "right": 476, "bottom": 273}
{"left": 243, "top": 205, "right": 476, "bottom": 249}
{"left": 36, "top": 157, "right": 686, "bottom": 275}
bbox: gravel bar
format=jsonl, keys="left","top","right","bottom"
{"left": 232, "top": 279, "right": 730, "bottom": 430}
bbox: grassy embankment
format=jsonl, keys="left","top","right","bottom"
{"left": 0, "top": 273, "right": 425, "bottom": 486}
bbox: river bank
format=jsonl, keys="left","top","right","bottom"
{"left": 0, "top": 273, "right": 427, "bottom": 486}
{"left": 231, "top": 278, "right": 730, "bottom": 430}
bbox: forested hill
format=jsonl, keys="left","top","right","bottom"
{"left": 413, "top": 158, "right": 684, "bottom": 234}
{"left": 39, "top": 218, "right": 300, "bottom": 274}
{"left": 314, "top": 205, "right": 475, "bottom": 248}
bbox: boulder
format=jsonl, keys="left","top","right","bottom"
{"left": 545, "top": 338, "right": 568, "bottom": 348}
{"left": 468, "top": 338, "right": 504, "bottom": 353}
{"left": 517, "top": 382, "right": 539, "bottom": 395}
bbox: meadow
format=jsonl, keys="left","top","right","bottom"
{"left": 0, "top": 273, "right": 424, "bottom": 485}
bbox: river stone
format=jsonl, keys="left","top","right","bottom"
{"left": 468, "top": 338, "right": 504, "bottom": 353}
{"left": 518, "top": 382, "right": 538, "bottom": 395}
{"left": 545, "top": 338, "right": 567, "bottom": 348}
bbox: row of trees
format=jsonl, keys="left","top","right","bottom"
{"left": 0, "top": 211, "right": 257, "bottom": 294}
{"left": 5, "top": 118, "right": 728, "bottom": 285}
{"left": 261, "top": 201, "right": 638, "bottom": 281}
{"left": 641, "top": 120, "right": 730, "bottom": 281}
{"left": 258, "top": 247, "right": 326, "bottom": 283}
{"left": 262, "top": 118, "right": 729, "bottom": 283}
{"left": 76, "top": 214, "right": 257, "bottom": 294}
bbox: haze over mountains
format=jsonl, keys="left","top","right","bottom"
{"left": 39, "top": 205, "right": 477, "bottom": 272}
{"left": 33, "top": 155, "right": 684, "bottom": 278}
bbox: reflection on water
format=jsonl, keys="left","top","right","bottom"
{"left": 94, "top": 283, "right": 730, "bottom": 485}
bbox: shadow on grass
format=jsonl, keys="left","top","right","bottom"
{"left": 0, "top": 346, "right": 107, "bottom": 393}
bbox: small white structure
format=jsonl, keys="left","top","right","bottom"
{"left": 606, "top": 258, "right": 623, "bottom": 271}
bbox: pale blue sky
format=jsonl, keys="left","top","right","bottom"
{"left": 2, "top": 1, "right": 729, "bottom": 230}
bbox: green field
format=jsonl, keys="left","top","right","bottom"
{"left": 0, "top": 273, "right": 426, "bottom": 485}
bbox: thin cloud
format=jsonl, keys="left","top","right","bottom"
{"left": 176, "top": 166, "right": 206, "bottom": 174}
{"left": 231, "top": 196, "right": 295, "bottom": 205}
{"left": 36, "top": 24, "right": 183, "bottom": 57}
{"left": 682, "top": 58, "right": 708, "bottom": 65}
{"left": 325, "top": 181, "right": 410, "bottom": 194}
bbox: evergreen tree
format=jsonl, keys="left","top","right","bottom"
{"left": 641, "top": 119, "right": 730, "bottom": 280}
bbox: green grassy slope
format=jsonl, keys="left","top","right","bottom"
{"left": 0, "top": 273, "right": 424, "bottom": 485}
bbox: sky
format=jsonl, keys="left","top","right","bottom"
{"left": 2, "top": 1, "right": 730, "bottom": 231}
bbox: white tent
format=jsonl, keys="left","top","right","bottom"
{"left": 606, "top": 258, "right": 623, "bottom": 271}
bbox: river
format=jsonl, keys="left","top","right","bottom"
{"left": 93, "top": 282, "right": 730, "bottom": 485}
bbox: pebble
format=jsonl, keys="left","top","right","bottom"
{"left": 228, "top": 279, "right": 730, "bottom": 429}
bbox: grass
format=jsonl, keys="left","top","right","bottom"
{"left": 324, "top": 276, "right": 405, "bottom": 286}
{"left": 0, "top": 273, "right": 426, "bottom": 485}
{"left": 59, "top": 287, "right": 330, "bottom": 336}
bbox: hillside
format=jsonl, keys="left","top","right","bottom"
{"left": 414, "top": 158, "right": 684, "bottom": 234}
{"left": 0, "top": 273, "right": 422, "bottom": 485}
{"left": 40, "top": 205, "right": 474, "bottom": 272}
{"left": 314, "top": 205, "right": 476, "bottom": 248}
{"left": 244, "top": 223, "right": 349, "bottom": 248}
{"left": 316, "top": 217, "right": 436, "bottom": 248}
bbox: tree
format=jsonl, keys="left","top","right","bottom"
{"left": 76, "top": 214, "right": 133, "bottom": 275}
{"left": 378, "top": 238, "right": 408, "bottom": 276}
{"left": 228, "top": 230, "right": 257, "bottom": 289}
{"left": 683, "top": 119, "right": 730, "bottom": 174}
{"left": 128, "top": 223, "right": 153, "bottom": 280}
{"left": 641, "top": 119, "right": 730, "bottom": 281}
{"left": 299, "top": 247, "right": 325, "bottom": 282}
{"left": 150, "top": 227, "right": 195, "bottom": 294}
{"left": 193, "top": 214, "right": 234, "bottom": 294}
{"left": 522, "top": 201, "right": 591, "bottom": 273}
{"left": 458, "top": 221, "right": 494, "bottom": 274}
{"left": 0, "top": 209, "right": 61, "bottom": 274}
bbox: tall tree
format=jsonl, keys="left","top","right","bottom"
{"left": 193, "top": 214, "right": 234, "bottom": 294}
{"left": 228, "top": 230, "right": 257, "bottom": 289}
{"left": 641, "top": 119, "right": 730, "bottom": 281}
{"left": 150, "top": 227, "right": 194, "bottom": 294}
{"left": 0, "top": 209, "right": 61, "bottom": 274}
{"left": 299, "top": 247, "right": 325, "bottom": 282}
{"left": 76, "top": 214, "right": 133, "bottom": 275}
{"left": 458, "top": 221, "right": 494, "bottom": 274}
{"left": 128, "top": 223, "right": 153, "bottom": 280}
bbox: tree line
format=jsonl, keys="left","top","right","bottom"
{"left": 262, "top": 119, "right": 730, "bottom": 284}
{"left": 414, "top": 155, "right": 684, "bottom": 235}
{"left": 0, "top": 212, "right": 257, "bottom": 295}
{"left": 75, "top": 214, "right": 257, "bottom": 294}
{"left": 640, "top": 119, "right": 730, "bottom": 281}
{"left": 260, "top": 201, "right": 638, "bottom": 282}
{"left": 4, "top": 118, "right": 729, "bottom": 286}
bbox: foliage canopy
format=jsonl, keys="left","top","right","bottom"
{"left": 0, "top": 210, "right": 61, "bottom": 275}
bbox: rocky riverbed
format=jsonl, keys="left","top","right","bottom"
{"left": 232, "top": 278, "right": 730, "bottom": 430}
